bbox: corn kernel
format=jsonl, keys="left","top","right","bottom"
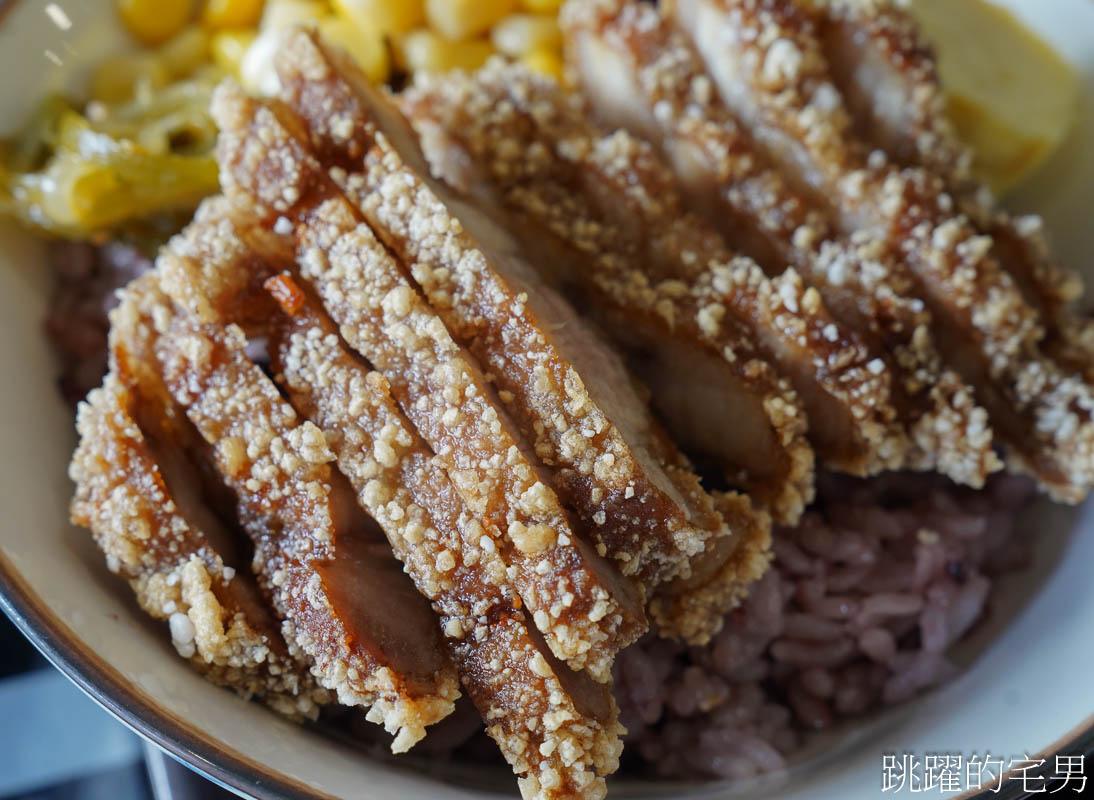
{"left": 210, "top": 29, "right": 256, "bottom": 76}
{"left": 116, "top": 0, "right": 196, "bottom": 46}
{"left": 520, "top": 0, "right": 560, "bottom": 12}
{"left": 158, "top": 26, "right": 210, "bottom": 79}
{"left": 318, "top": 17, "right": 390, "bottom": 83}
{"left": 490, "top": 14, "right": 560, "bottom": 57}
{"left": 520, "top": 47, "right": 563, "bottom": 82}
{"left": 90, "top": 53, "right": 170, "bottom": 104}
{"left": 425, "top": 0, "right": 515, "bottom": 41}
{"left": 239, "top": 28, "right": 282, "bottom": 94}
{"left": 202, "top": 0, "right": 265, "bottom": 29}
{"left": 261, "top": 0, "right": 326, "bottom": 31}
{"left": 332, "top": 0, "right": 424, "bottom": 35}
{"left": 401, "top": 29, "right": 493, "bottom": 73}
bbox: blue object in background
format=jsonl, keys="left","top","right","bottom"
{"left": 0, "top": 612, "right": 234, "bottom": 800}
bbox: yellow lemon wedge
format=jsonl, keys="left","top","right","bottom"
{"left": 910, "top": 0, "right": 1080, "bottom": 195}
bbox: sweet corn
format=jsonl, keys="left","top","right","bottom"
{"left": 210, "top": 29, "right": 256, "bottom": 76}
{"left": 490, "top": 14, "right": 560, "bottom": 57}
{"left": 260, "top": 0, "right": 326, "bottom": 31}
{"left": 425, "top": 0, "right": 515, "bottom": 41}
{"left": 318, "top": 17, "right": 390, "bottom": 83}
{"left": 116, "top": 0, "right": 196, "bottom": 46}
{"left": 401, "top": 29, "right": 494, "bottom": 73}
{"left": 520, "top": 0, "right": 560, "bottom": 13}
{"left": 90, "top": 53, "right": 170, "bottom": 104}
{"left": 239, "top": 29, "right": 283, "bottom": 94}
{"left": 202, "top": 0, "right": 266, "bottom": 30}
{"left": 521, "top": 47, "right": 563, "bottom": 82}
{"left": 332, "top": 0, "right": 424, "bottom": 36}
{"left": 157, "top": 26, "right": 210, "bottom": 79}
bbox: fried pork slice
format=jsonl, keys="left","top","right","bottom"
{"left": 667, "top": 0, "right": 1094, "bottom": 501}
{"left": 267, "top": 286, "right": 624, "bottom": 799}
{"left": 650, "top": 491, "right": 772, "bottom": 643}
{"left": 562, "top": 0, "right": 999, "bottom": 487}
{"left": 210, "top": 83, "right": 645, "bottom": 680}
{"left": 390, "top": 81, "right": 811, "bottom": 525}
{"left": 153, "top": 192, "right": 626, "bottom": 796}
{"left": 70, "top": 369, "right": 325, "bottom": 719}
{"left": 401, "top": 62, "right": 909, "bottom": 483}
{"left": 114, "top": 274, "right": 459, "bottom": 752}
{"left": 809, "top": 0, "right": 1094, "bottom": 366}
{"left": 269, "top": 30, "right": 728, "bottom": 589}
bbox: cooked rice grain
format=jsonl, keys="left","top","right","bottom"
{"left": 614, "top": 471, "right": 1033, "bottom": 779}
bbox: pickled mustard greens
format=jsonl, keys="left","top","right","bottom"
{"left": 0, "top": 76, "right": 220, "bottom": 240}
{"left": 0, "top": 0, "right": 1077, "bottom": 241}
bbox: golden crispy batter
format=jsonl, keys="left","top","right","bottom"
{"left": 394, "top": 64, "right": 790, "bottom": 630}
{"left": 272, "top": 29, "right": 731, "bottom": 591}
{"left": 809, "top": 0, "right": 1094, "bottom": 372}
{"left": 121, "top": 261, "right": 459, "bottom": 751}
{"left": 666, "top": 0, "right": 1037, "bottom": 356}
{"left": 268, "top": 288, "right": 624, "bottom": 799}
{"left": 562, "top": 0, "right": 1000, "bottom": 487}
{"left": 106, "top": 176, "right": 627, "bottom": 794}
{"left": 649, "top": 491, "right": 772, "bottom": 643}
{"left": 390, "top": 72, "right": 810, "bottom": 529}
{"left": 401, "top": 61, "right": 908, "bottom": 495}
{"left": 666, "top": 0, "right": 1094, "bottom": 501}
{"left": 70, "top": 365, "right": 326, "bottom": 719}
{"left": 210, "top": 82, "right": 646, "bottom": 681}
{"left": 811, "top": 0, "right": 973, "bottom": 188}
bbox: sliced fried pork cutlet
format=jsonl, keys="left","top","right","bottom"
{"left": 810, "top": 0, "right": 973, "bottom": 189}
{"left": 401, "top": 61, "right": 912, "bottom": 487}
{"left": 272, "top": 37, "right": 805, "bottom": 527}
{"left": 149, "top": 185, "right": 626, "bottom": 797}
{"left": 562, "top": 0, "right": 999, "bottom": 487}
{"left": 70, "top": 366, "right": 326, "bottom": 719}
{"left": 266, "top": 284, "right": 624, "bottom": 799}
{"left": 665, "top": 0, "right": 1094, "bottom": 501}
{"left": 210, "top": 81, "right": 646, "bottom": 680}
{"left": 113, "top": 267, "right": 459, "bottom": 751}
{"left": 808, "top": 0, "right": 1094, "bottom": 368}
{"left": 270, "top": 29, "right": 734, "bottom": 591}
{"left": 390, "top": 71, "right": 812, "bottom": 528}
{"left": 649, "top": 491, "right": 772, "bottom": 643}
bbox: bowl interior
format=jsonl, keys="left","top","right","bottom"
{"left": 1, "top": 1, "right": 1093, "bottom": 798}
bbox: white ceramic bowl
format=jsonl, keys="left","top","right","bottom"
{"left": 1, "top": 1, "right": 1092, "bottom": 798}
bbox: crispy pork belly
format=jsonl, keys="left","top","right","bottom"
{"left": 265, "top": 285, "right": 624, "bottom": 799}
{"left": 649, "top": 490, "right": 772, "bottom": 643}
{"left": 210, "top": 82, "right": 645, "bottom": 680}
{"left": 811, "top": 0, "right": 973, "bottom": 189}
{"left": 270, "top": 30, "right": 733, "bottom": 591}
{"left": 562, "top": 0, "right": 999, "bottom": 487}
{"left": 138, "top": 184, "right": 625, "bottom": 795}
{"left": 70, "top": 366, "right": 326, "bottom": 719}
{"left": 809, "top": 0, "right": 1094, "bottom": 367}
{"left": 401, "top": 61, "right": 912, "bottom": 489}
{"left": 666, "top": 0, "right": 1094, "bottom": 501}
{"left": 115, "top": 268, "right": 459, "bottom": 751}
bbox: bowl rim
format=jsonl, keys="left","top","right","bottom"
{"left": 0, "top": 550, "right": 333, "bottom": 800}
{"left": 0, "top": 0, "right": 1091, "bottom": 795}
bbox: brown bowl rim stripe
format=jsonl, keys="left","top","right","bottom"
{"left": 0, "top": 550, "right": 335, "bottom": 800}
